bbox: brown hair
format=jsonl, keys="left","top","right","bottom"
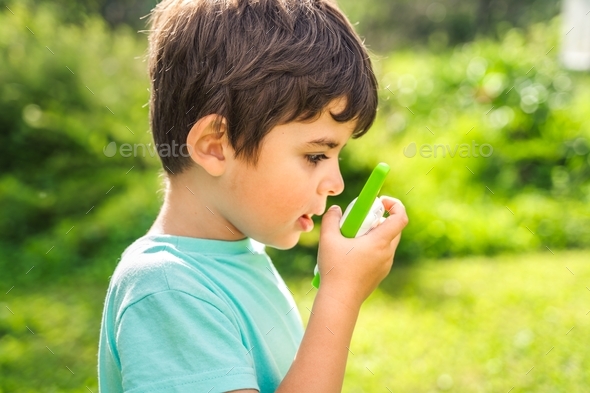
{"left": 146, "top": 0, "right": 379, "bottom": 175}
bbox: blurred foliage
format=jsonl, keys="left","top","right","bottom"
{"left": 337, "top": 0, "right": 562, "bottom": 52}
{"left": 301, "top": 18, "right": 590, "bottom": 266}
{"left": 0, "top": 0, "right": 157, "bottom": 31}
{"left": 0, "top": 1, "right": 589, "bottom": 289}
{"left": 0, "top": 0, "right": 563, "bottom": 51}
{"left": 2, "top": 250, "right": 589, "bottom": 391}
{"left": 0, "top": 2, "right": 161, "bottom": 287}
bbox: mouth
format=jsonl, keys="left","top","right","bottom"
{"left": 298, "top": 214, "right": 314, "bottom": 231}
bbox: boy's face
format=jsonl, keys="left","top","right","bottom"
{"left": 215, "top": 97, "right": 355, "bottom": 250}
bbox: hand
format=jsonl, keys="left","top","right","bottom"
{"left": 316, "top": 196, "right": 408, "bottom": 308}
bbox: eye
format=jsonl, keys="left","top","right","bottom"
{"left": 305, "top": 154, "right": 329, "bottom": 166}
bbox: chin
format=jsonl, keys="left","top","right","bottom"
{"left": 264, "top": 234, "right": 300, "bottom": 251}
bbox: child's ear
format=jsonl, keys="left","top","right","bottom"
{"left": 185, "top": 114, "right": 230, "bottom": 177}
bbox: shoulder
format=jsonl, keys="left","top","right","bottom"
{"left": 106, "top": 236, "right": 230, "bottom": 323}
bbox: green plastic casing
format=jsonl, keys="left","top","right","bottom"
{"left": 312, "top": 162, "right": 390, "bottom": 289}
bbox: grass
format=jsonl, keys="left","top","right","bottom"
{"left": 288, "top": 249, "right": 590, "bottom": 392}
{"left": 1, "top": 249, "right": 588, "bottom": 392}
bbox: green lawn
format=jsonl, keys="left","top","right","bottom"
{"left": 1, "top": 249, "right": 588, "bottom": 392}
{"left": 289, "top": 249, "right": 590, "bottom": 393}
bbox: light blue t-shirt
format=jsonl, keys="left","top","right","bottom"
{"left": 97, "top": 234, "right": 304, "bottom": 393}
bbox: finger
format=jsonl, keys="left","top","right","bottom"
{"left": 320, "top": 205, "right": 342, "bottom": 237}
{"left": 379, "top": 196, "right": 405, "bottom": 217}
{"left": 376, "top": 217, "right": 402, "bottom": 248}
{"left": 370, "top": 196, "right": 408, "bottom": 241}
{"left": 390, "top": 231, "right": 402, "bottom": 250}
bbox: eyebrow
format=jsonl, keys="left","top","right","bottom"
{"left": 305, "top": 137, "right": 347, "bottom": 149}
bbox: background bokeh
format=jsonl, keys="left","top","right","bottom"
{"left": 1, "top": 0, "right": 588, "bottom": 391}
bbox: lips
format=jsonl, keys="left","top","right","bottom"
{"left": 298, "top": 214, "right": 314, "bottom": 231}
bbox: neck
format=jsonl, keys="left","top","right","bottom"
{"left": 146, "top": 170, "right": 246, "bottom": 241}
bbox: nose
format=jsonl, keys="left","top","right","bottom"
{"left": 321, "top": 161, "right": 345, "bottom": 197}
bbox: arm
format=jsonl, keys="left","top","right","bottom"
{"left": 227, "top": 287, "right": 360, "bottom": 393}
{"left": 277, "top": 197, "right": 408, "bottom": 393}
{"left": 275, "top": 287, "right": 361, "bottom": 393}
{"left": 230, "top": 197, "right": 407, "bottom": 393}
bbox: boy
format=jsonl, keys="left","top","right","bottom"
{"left": 97, "top": 0, "right": 408, "bottom": 392}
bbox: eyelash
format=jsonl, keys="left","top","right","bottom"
{"left": 306, "top": 154, "right": 329, "bottom": 166}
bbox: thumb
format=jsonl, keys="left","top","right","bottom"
{"left": 320, "top": 205, "right": 342, "bottom": 234}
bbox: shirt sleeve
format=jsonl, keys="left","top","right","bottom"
{"left": 115, "top": 289, "right": 260, "bottom": 393}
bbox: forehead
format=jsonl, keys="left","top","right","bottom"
{"left": 276, "top": 97, "right": 356, "bottom": 146}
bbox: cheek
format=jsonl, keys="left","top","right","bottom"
{"left": 226, "top": 146, "right": 316, "bottom": 227}
{"left": 253, "top": 176, "right": 303, "bottom": 220}
{"left": 235, "top": 165, "right": 310, "bottom": 223}
{"left": 268, "top": 168, "right": 314, "bottom": 220}
{"left": 225, "top": 169, "right": 274, "bottom": 218}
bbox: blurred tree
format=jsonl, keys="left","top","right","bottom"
{"left": 0, "top": 0, "right": 157, "bottom": 31}
{"left": 336, "top": 0, "right": 562, "bottom": 51}
{"left": 0, "top": 2, "right": 159, "bottom": 286}
{"left": 0, "top": 0, "right": 562, "bottom": 50}
{"left": 1, "top": 0, "right": 587, "bottom": 287}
